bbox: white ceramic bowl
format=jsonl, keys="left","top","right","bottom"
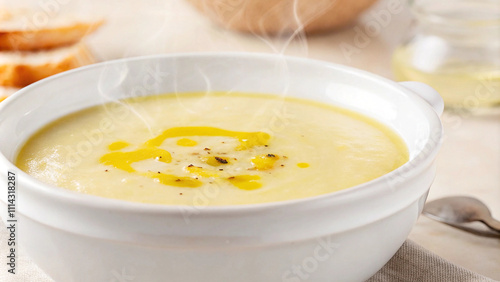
{"left": 0, "top": 54, "right": 443, "bottom": 282}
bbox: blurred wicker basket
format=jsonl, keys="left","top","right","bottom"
{"left": 186, "top": 0, "right": 378, "bottom": 34}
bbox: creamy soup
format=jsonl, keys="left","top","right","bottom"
{"left": 16, "top": 93, "right": 409, "bottom": 205}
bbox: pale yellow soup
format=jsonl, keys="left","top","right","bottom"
{"left": 17, "top": 93, "right": 409, "bottom": 206}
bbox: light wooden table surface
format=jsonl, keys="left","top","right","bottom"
{"left": 2, "top": 0, "right": 500, "bottom": 280}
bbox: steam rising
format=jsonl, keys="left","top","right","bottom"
{"left": 88, "top": 0, "right": 334, "bottom": 132}
{"left": 2, "top": 0, "right": 383, "bottom": 135}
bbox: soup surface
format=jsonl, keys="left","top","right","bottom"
{"left": 17, "top": 93, "right": 408, "bottom": 205}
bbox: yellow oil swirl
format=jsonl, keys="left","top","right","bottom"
{"left": 297, "top": 162, "right": 310, "bottom": 168}
{"left": 100, "top": 126, "right": 274, "bottom": 190}
{"left": 227, "top": 175, "right": 262, "bottom": 190}
{"left": 251, "top": 154, "right": 279, "bottom": 170}
{"left": 100, "top": 148, "right": 172, "bottom": 172}
{"left": 145, "top": 126, "right": 270, "bottom": 150}
{"left": 202, "top": 156, "right": 229, "bottom": 166}
{"left": 185, "top": 165, "right": 219, "bottom": 178}
{"left": 177, "top": 138, "right": 197, "bottom": 147}
{"left": 108, "top": 141, "right": 130, "bottom": 151}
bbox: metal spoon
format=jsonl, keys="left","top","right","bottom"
{"left": 423, "top": 196, "right": 500, "bottom": 237}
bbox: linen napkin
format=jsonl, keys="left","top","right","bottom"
{"left": 368, "top": 240, "right": 497, "bottom": 282}
{"left": 0, "top": 220, "right": 496, "bottom": 282}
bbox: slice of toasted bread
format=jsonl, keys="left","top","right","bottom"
{"left": 0, "top": 86, "right": 19, "bottom": 102}
{"left": 0, "top": 9, "right": 103, "bottom": 51}
{"left": 0, "top": 42, "right": 94, "bottom": 88}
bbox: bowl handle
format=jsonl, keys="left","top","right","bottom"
{"left": 399, "top": 81, "right": 444, "bottom": 115}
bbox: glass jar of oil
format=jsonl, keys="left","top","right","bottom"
{"left": 392, "top": 0, "right": 500, "bottom": 110}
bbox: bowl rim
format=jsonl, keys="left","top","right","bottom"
{"left": 0, "top": 52, "right": 443, "bottom": 214}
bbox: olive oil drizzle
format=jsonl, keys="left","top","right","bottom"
{"left": 100, "top": 126, "right": 282, "bottom": 190}
{"left": 145, "top": 126, "right": 271, "bottom": 150}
